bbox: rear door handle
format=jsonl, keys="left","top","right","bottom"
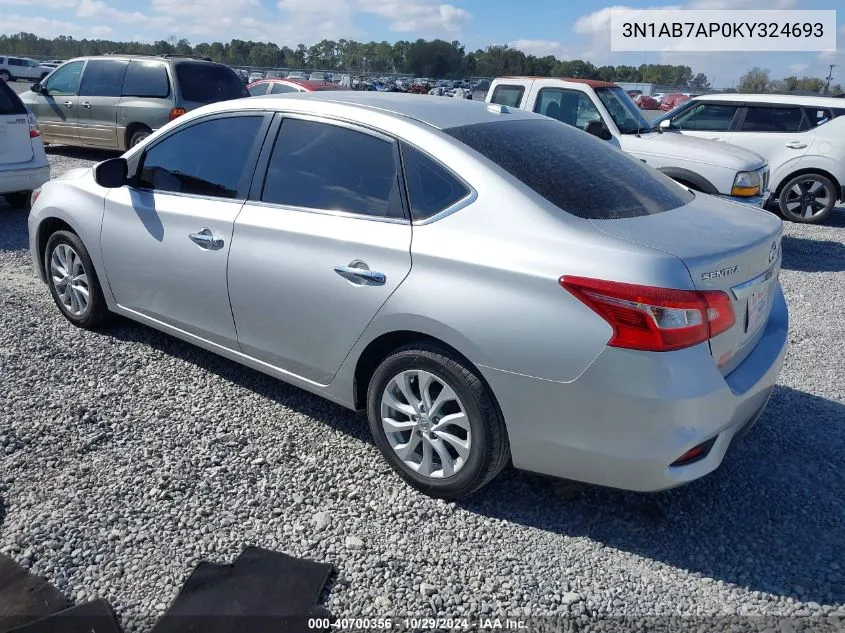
{"left": 785, "top": 142, "right": 807, "bottom": 149}
{"left": 80, "top": 101, "right": 91, "bottom": 109}
{"left": 189, "top": 228, "right": 224, "bottom": 249}
{"left": 334, "top": 264, "right": 386, "bottom": 285}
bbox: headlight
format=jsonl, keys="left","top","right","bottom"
{"left": 731, "top": 171, "right": 761, "bottom": 197}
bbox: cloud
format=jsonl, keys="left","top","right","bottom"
{"left": 787, "top": 63, "right": 808, "bottom": 75}
{"left": 76, "top": 0, "right": 174, "bottom": 28}
{"left": 509, "top": 39, "right": 569, "bottom": 58}
{"left": 0, "top": 0, "right": 77, "bottom": 7}
{"left": 1, "top": 13, "right": 80, "bottom": 36}
{"left": 89, "top": 24, "right": 112, "bottom": 36}
{"left": 686, "top": 0, "right": 795, "bottom": 7}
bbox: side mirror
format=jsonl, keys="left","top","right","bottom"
{"left": 585, "top": 120, "right": 613, "bottom": 141}
{"left": 659, "top": 119, "right": 671, "bottom": 129}
{"left": 94, "top": 157, "right": 128, "bottom": 189}
{"left": 31, "top": 82, "right": 43, "bottom": 94}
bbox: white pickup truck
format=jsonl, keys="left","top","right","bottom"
{"left": 486, "top": 77, "right": 771, "bottom": 207}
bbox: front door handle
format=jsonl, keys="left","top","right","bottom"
{"left": 189, "top": 228, "right": 224, "bottom": 249}
{"left": 334, "top": 263, "right": 386, "bottom": 285}
{"left": 80, "top": 101, "right": 91, "bottom": 109}
{"left": 62, "top": 101, "right": 74, "bottom": 108}
{"left": 785, "top": 142, "right": 807, "bottom": 149}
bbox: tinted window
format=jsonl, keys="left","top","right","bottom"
{"left": 269, "top": 82, "right": 297, "bottom": 94}
{"left": 79, "top": 59, "right": 128, "bottom": 97}
{"left": 262, "top": 118, "right": 402, "bottom": 219}
{"left": 445, "top": 119, "right": 693, "bottom": 220}
{"left": 741, "top": 106, "right": 807, "bottom": 132}
{"left": 122, "top": 60, "right": 169, "bottom": 98}
{"left": 44, "top": 61, "right": 84, "bottom": 96}
{"left": 175, "top": 63, "right": 248, "bottom": 103}
{"left": 137, "top": 116, "right": 263, "bottom": 198}
{"left": 8, "top": 58, "right": 23, "bottom": 67}
{"left": 490, "top": 85, "right": 525, "bottom": 108}
{"left": 0, "top": 58, "right": 5, "bottom": 64}
{"left": 535, "top": 88, "right": 602, "bottom": 129}
{"left": 0, "top": 80, "right": 26, "bottom": 115}
{"left": 248, "top": 83, "right": 269, "bottom": 96}
{"left": 671, "top": 103, "right": 738, "bottom": 131}
{"left": 401, "top": 143, "right": 470, "bottom": 220}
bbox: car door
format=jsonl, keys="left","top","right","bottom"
{"left": 24, "top": 60, "right": 84, "bottom": 145}
{"left": 228, "top": 116, "right": 413, "bottom": 384}
{"left": 732, "top": 104, "right": 813, "bottom": 171}
{"left": 76, "top": 58, "right": 128, "bottom": 149}
{"left": 100, "top": 113, "right": 271, "bottom": 347}
{"left": 664, "top": 101, "right": 741, "bottom": 142}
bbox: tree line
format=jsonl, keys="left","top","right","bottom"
{"left": 2, "top": 32, "right": 841, "bottom": 94}
{"left": 1, "top": 32, "right": 708, "bottom": 87}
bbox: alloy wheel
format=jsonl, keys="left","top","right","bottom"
{"left": 380, "top": 369, "right": 471, "bottom": 479}
{"left": 49, "top": 243, "right": 90, "bottom": 317}
{"left": 783, "top": 178, "right": 832, "bottom": 220}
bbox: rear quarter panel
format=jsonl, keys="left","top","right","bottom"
{"left": 116, "top": 97, "right": 172, "bottom": 146}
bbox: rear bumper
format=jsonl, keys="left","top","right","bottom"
{"left": 480, "top": 284, "right": 788, "bottom": 492}
{"left": 717, "top": 190, "right": 771, "bottom": 208}
{"left": 0, "top": 162, "right": 50, "bottom": 196}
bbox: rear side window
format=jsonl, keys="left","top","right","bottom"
{"left": 490, "top": 85, "right": 525, "bottom": 108}
{"left": 122, "top": 61, "right": 169, "bottom": 98}
{"left": 176, "top": 63, "right": 248, "bottom": 103}
{"left": 269, "top": 82, "right": 297, "bottom": 94}
{"left": 261, "top": 118, "right": 403, "bottom": 219}
{"left": 137, "top": 116, "right": 263, "bottom": 198}
{"left": 740, "top": 106, "right": 807, "bottom": 132}
{"left": 0, "top": 80, "right": 26, "bottom": 115}
{"left": 79, "top": 59, "right": 128, "bottom": 97}
{"left": 248, "top": 83, "right": 269, "bottom": 96}
{"left": 535, "top": 88, "right": 602, "bottom": 129}
{"left": 401, "top": 143, "right": 470, "bottom": 220}
{"left": 8, "top": 58, "right": 24, "bottom": 67}
{"left": 445, "top": 119, "right": 693, "bottom": 220}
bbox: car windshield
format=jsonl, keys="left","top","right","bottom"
{"left": 445, "top": 118, "right": 693, "bottom": 220}
{"left": 595, "top": 87, "right": 653, "bottom": 135}
{"left": 176, "top": 63, "right": 248, "bottom": 103}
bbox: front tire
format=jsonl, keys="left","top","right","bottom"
{"left": 777, "top": 173, "right": 837, "bottom": 224}
{"left": 366, "top": 343, "right": 510, "bottom": 499}
{"left": 44, "top": 230, "right": 110, "bottom": 329}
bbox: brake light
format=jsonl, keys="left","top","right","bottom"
{"left": 28, "top": 112, "right": 41, "bottom": 138}
{"left": 168, "top": 107, "right": 186, "bottom": 121}
{"left": 30, "top": 188, "right": 41, "bottom": 206}
{"left": 560, "top": 276, "right": 735, "bottom": 352}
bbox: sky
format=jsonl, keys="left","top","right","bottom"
{"left": 1, "top": 0, "right": 843, "bottom": 86}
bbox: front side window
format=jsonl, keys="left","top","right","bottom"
{"left": 27, "top": 59, "right": 39, "bottom": 67}
{"left": 534, "top": 88, "right": 602, "bottom": 129}
{"left": 44, "top": 61, "right": 84, "bottom": 96}
{"left": 740, "top": 106, "right": 807, "bottom": 132}
{"left": 490, "top": 85, "right": 525, "bottom": 109}
{"left": 445, "top": 119, "right": 693, "bottom": 220}
{"left": 805, "top": 108, "right": 835, "bottom": 128}
{"left": 137, "top": 116, "right": 263, "bottom": 199}
{"left": 401, "top": 142, "right": 470, "bottom": 220}
{"left": 261, "top": 118, "right": 403, "bottom": 219}
{"left": 122, "top": 61, "right": 169, "bottom": 98}
{"left": 79, "top": 59, "right": 128, "bottom": 97}
{"left": 670, "top": 103, "right": 738, "bottom": 131}
{"left": 595, "top": 87, "right": 653, "bottom": 134}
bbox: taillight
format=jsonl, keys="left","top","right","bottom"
{"left": 168, "top": 107, "right": 186, "bottom": 121}
{"left": 28, "top": 112, "right": 41, "bottom": 138}
{"left": 31, "top": 188, "right": 41, "bottom": 207}
{"left": 560, "top": 276, "right": 735, "bottom": 352}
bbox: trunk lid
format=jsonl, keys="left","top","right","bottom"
{"left": 591, "top": 195, "right": 783, "bottom": 375}
{"left": 0, "top": 82, "right": 33, "bottom": 165}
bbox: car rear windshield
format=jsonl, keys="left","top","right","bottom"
{"left": 0, "top": 80, "right": 26, "bottom": 115}
{"left": 175, "top": 62, "right": 248, "bottom": 103}
{"left": 444, "top": 118, "right": 693, "bottom": 219}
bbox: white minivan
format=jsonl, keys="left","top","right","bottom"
{"left": 0, "top": 79, "right": 50, "bottom": 209}
{"left": 655, "top": 94, "right": 845, "bottom": 223}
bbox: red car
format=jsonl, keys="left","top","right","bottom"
{"left": 659, "top": 93, "right": 691, "bottom": 111}
{"left": 635, "top": 94, "right": 660, "bottom": 110}
{"left": 247, "top": 78, "right": 347, "bottom": 96}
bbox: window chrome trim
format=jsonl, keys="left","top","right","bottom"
{"left": 241, "top": 199, "right": 411, "bottom": 225}
{"left": 412, "top": 189, "right": 477, "bottom": 225}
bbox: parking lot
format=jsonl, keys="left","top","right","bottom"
{"left": 0, "top": 137, "right": 843, "bottom": 630}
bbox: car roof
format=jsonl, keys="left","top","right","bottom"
{"left": 695, "top": 93, "right": 845, "bottom": 107}
{"left": 499, "top": 76, "right": 618, "bottom": 89}
{"left": 206, "top": 91, "right": 540, "bottom": 130}
{"left": 63, "top": 54, "right": 217, "bottom": 64}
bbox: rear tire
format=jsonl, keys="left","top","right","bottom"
{"left": 128, "top": 127, "right": 152, "bottom": 148}
{"left": 777, "top": 173, "right": 837, "bottom": 224}
{"left": 366, "top": 343, "right": 510, "bottom": 499}
{"left": 3, "top": 191, "right": 31, "bottom": 210}
{"left": 44, "top": 230, "right": 111, "bottom": 329}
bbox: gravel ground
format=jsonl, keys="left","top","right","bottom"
{"left": 1, "top": 147, "right": 844, "bottom": 632}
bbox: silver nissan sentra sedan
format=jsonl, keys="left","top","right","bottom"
{"left": 28, "top": 92, "right": 788, "bottom": 499}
